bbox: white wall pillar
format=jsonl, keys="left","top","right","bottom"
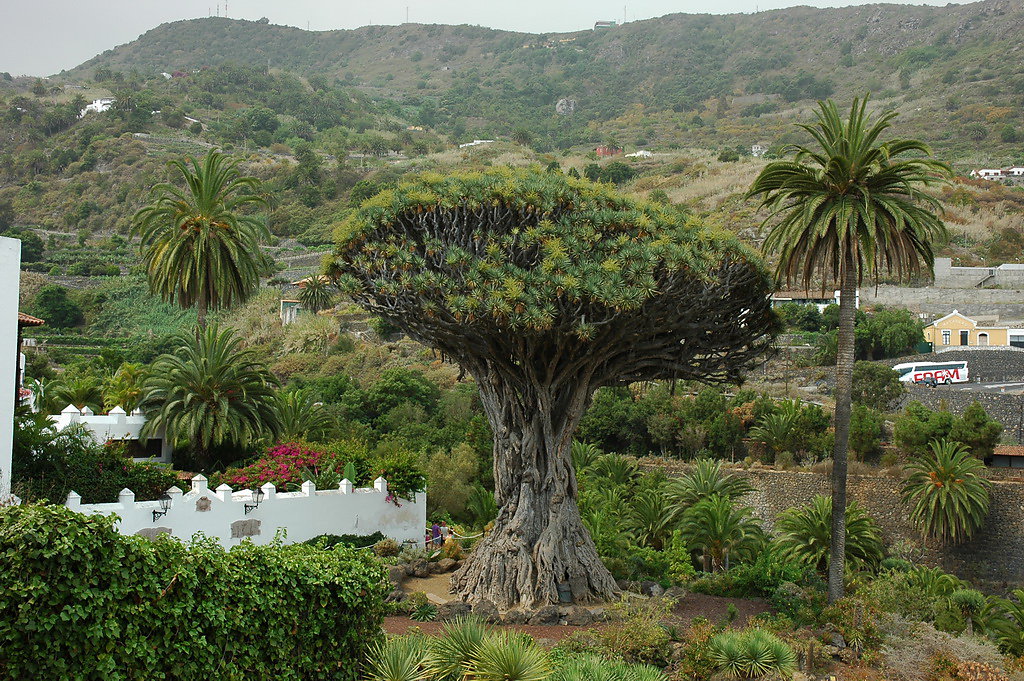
{"left": 0, "top": 237, "right": 20, "bottom": 499}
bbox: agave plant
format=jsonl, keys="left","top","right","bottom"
{"left": 774, "top": 495, "right": 885, "bottom": 573}
{"left": 901, "top": 439, "right": 991, "bottom": 545}
{"left": 665, "top": 458, "right": 753, "bottom": 515}
{"left": 468, "top": 631, "right": 550, "bottom": 681}
{"left": 709, "top": 629, "right": 796, "bottom": 679}
{"left": 365, "top": 634, "right": 430, "bottom": 681}
{"left": 427, "top": 616, "right": 490, "bottom": 681}
{"left": 905, "top": 566, "right": 967, "bottom": 597}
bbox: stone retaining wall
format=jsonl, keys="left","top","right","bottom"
{"left": 641, "top": 460, "right": 1024, "bottom": 585}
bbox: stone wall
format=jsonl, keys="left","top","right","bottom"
{"left": 933, "top": 258, "right": 1024, "bottom": 290}
{"left": 642, "top": 460, "right": 1024, "bottom": 585}
{"left": 859, "top": 285, "right": 1024, "bottom": 319}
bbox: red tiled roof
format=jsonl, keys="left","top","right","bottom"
{"left": 994, "top": 445, "right": 1024, "bottom": 458}
{"left": 17, "top": 312, "right": 44, "bottom": 327}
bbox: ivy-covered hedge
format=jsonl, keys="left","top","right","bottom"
{"left": 0, "top": 505, "right": 387, "bottom": 680}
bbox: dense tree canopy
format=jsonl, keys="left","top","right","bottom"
{"left": 331, "top": 168, "right": 776, "bottom": 608}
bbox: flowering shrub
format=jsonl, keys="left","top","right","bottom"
{"left": 222, "top": 442, "right": 327, "bottom": 490}
{"left": 219, "top": 441, "right": 426, "bottom": 500}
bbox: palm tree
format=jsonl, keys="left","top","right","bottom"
{"left": 748, "top": 96, "right": 950, "bottom": 602}
{"left": 102, "top": 362, "right": 147, "bottom": 412}
{"left": 297, "top": 275, "right": 335, "bottom": 314}
{"left": 665, "top": 458, "right": 753, "bottom": 516}
{"left": 901, "top": 439, "right": 991, "bottom": 545}
{"left": 775, "top": 495, "right": 884, "bottom": 574}
{"left": 680, "top": 494, "right": 763, "bottom": 572}
{"left": 52, "top": 373, "right": 103, "bottom": 412}
{"left": 132, "top": 150, "right": 272, "bottom": 329}
{"left": 627, "top": 489, "right": 676, "bottom": 550}
{"left": 276, "top": 390, "right": 334, "bottom": 441}
{"left": 139, "top": 325, "right": 281, "bottom": 470}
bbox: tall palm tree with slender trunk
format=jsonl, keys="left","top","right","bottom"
{"left": 748, "top": 96, "right": 950, "bottom": 602}
{"left": 133, "top": 150, "right": 272, "bottom": 329}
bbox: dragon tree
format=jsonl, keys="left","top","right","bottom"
{"left": 331, "top": 168, "right": 776, "bottom": 609}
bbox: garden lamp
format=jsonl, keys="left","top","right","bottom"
{"left": 152, "top": 493, "right": 172, "bottom": 522}
{"left": 245, "top": 487, "right": 264, "bottom": 515}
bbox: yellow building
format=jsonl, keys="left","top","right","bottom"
{"left": 923, "top": 310, "right": 1024, "bottom": 348}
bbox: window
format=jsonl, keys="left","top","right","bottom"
{"left": 978, "top": 332, "right": 989, "bottom": 346}
{"left": 942, "top": 330, "right": 951, "bottom": 345}
{"left": 960, "top": 329, "right": 969, "bottom": 345}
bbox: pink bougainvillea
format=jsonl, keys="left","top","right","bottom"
{"left": 222, "top": 443, "right": 327, "bottom": 490}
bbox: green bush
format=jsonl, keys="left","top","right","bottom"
{"left": 708, "top": 629, "right": 796, "bottom": 678}
{"left": 0, "top": 504, "right": 387, "bottom": 680}
{"left": 303, "top": 531, "right": 385, "bottom": 549}
{"left": 12, "top": 412, "right": 179, "bottom": 503}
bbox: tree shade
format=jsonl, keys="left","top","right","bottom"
{"left": 331, "top": 167, "right": 776, "bottom": 608}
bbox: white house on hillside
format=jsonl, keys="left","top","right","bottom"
{"left": 79, "top": 97, "right": 115, "bottom": 118}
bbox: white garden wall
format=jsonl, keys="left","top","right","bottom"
{"left": 66, "top": 475, "right": 426, "bottom": 549}
{"left": 50, "top": 405, "right": 172, "bottom": 462}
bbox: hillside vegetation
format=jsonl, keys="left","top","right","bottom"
{"left": 63, "top": 1, "right": 1024, "bottom": 161}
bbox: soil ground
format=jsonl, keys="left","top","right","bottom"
{"left": 384, "top": 574, "right": 772, "bottom": 642}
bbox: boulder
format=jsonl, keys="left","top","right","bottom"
{"left": 437, "top": 558, "right": 458, "bottom": 573}
{"left": 388, "top": 566, "right": 406, "bottom": 586}
{"left": 386, "top": 589, "right": 406, "bottom": 603}
{"left": 436, "top": 600, "right": 472, "bottom": 621}
{"left": 663, "top": 586, "right": 687, "bottom": 604}
{"left": 639, "top": 581, "right": 664, "bottom": 598}
{"left": 527, "top": 605, "right": 561, "bottom": 626}
{"left": 501, "top": 609, "right": 530, "bottom": 625}
{"left": 471, "top": 599, "right": 501, "bottom": 624}
{"left": 564, "top": 606, "right": 595, "bottom": 627}
{"left": 411, "top": 560, "right": 431, "bottom": 578}
{"left": 428, "top": 561, "right": 445, "bottom": 575}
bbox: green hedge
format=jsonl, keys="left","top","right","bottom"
{"left": 0, "top": 505, "right": 387, "bottom": 680}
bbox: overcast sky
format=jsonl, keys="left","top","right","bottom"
{"left": 2, "top": 0, "right": 969, "bottom": 77}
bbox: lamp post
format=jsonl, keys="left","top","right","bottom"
{"left": 244, "top": 487, "right": 264, "bottom": 515}
{"left": 152, "top": 493, "right": 171, "bottom": 522}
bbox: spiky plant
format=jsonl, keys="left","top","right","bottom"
{"left": 901, "top": 439, "right": 991, "bottom": 545}
{"left": 680, "top": 494, "right": 764, "bottom": 572}
{"left": 52, "top": 373, "right": 103, "bottom": 412}
{"left": 570, "top": 440, "right": 603, "bottom": 472}
{"left": 905, "top": 566, "right": 967, "bottom": 597}
{"left": 427, "top": 616, "right": 490, "bottom": 681}
{"left": 628, "top": 489, "right": 676, "bottom": 550}
{"left": 468, "top": 632, "right": 550, "bottom": 681}
{"left": 588, "top": 453, "right": 640, "bottom": 486}
{"left": 365, "top": 634, "right": 430, "bottom": 681}
{"left": 665, "top": 458, "right": 753, "bottom": 515}
{"left": 709, "top": 630, "right": 796, "bottom": 679}
{"left": 748, "top": 96, "right": 951, "bottom": 602}
{"left": 132, "top": 150, "right": 272, "bottom": 329}
{"left": 949, "top": 588, "right": 988, "bottom": 636}
{"left": 987, "top": 589, "right": 1024, "bottom": 656}
{"left": 297, "top": 275, "right": 336, "bottom": 314}
{"left": 775, "top": 495, "right": 885, "bottom": 573}
{"left": 102, "top": 363, "right": 147, "bottom": 412}
{"left": 276, "top": 389, "right": 334, "bottom": 441}
{"left": 139, "top": 325, "right": 280, "bottom": 470}
{"left": 551, "top": 654, "right": 666, "bottom": 681}
{"left": 747, "top": 405, "right": 799, "bottom": 458}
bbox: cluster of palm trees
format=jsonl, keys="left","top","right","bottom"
{"left": 576, "top": 448, "right": 888, "bottom": 578}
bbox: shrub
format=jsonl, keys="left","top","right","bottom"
{"left": 852, "top": 361, "right": 905, "bottom": 409}
{"left": 303, "top": 531, "right": 385, "bottom": 549}
{"left": 0, "top": 504, "right": 387, "bottom": 679}
{"left": 708, "top": 629, "right": 796, "bottom": 678}
{"left": 373, "top": 537, "right": 400, "bottom": 557}
{"left": 12, "top": 413, "right": 178, "bottom": 503}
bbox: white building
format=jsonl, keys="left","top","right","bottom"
{"left": 50, "top": 405, "right": 172, "bottom": 462}
{"left": 970, "top": 168, "right": 1005, "bottom": 180}
{"left": 0, "top": 238, "right": 19, "bottom": 499}
{"left": 625, "top": 150, "right": 654, "bottom": 158}
{"left": 79, "top": 97, "right": 115, "bottom": 118}
{"left": 1008, "top": 167, "right": 1024, "bottom": 177}
{"left": 458, "top": 139, "right": 494, "bottom": 149}
{"left": 751, "top": 144, "right": 768, "bottom": 157}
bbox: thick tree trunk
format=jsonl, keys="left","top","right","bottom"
{"left": 450, "top": 377, "right": 618, "bottom": 610}
{"left": 828, "top": 262, "right": 858, "bottom": 603}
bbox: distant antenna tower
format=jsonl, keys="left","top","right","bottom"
{"left": 216, "top": 3, "right": 219, "bottom": 17}
{"left": 224, "top": 2, "right": 228, "bottom": 17}
{"left": 623, "top": 4, "right": 627, "bottom": 24}
{"left": 406, "top": 6, "right": 410, "bottom": 23}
